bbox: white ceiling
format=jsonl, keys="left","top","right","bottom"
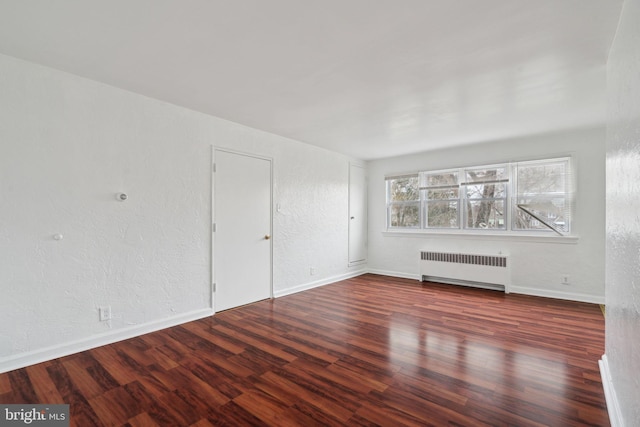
{"left": 0, "top": 1, "right": 623, "bottom": 160}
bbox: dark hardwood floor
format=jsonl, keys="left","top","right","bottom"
{"left": 0, "top": 274, "right": 608, "bottom": 426}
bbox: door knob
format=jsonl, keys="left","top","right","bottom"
{"left": 264, "top": 235, "right": 271, "bottom": 240}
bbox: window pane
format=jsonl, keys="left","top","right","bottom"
{"left": 426, "top": 201, "right": 459, "bottom": 228}
{"left": 425, "top": 171, "right": 458, "bottom": 187}
{"left": 388, "top": 176, "right": 419, "bottom": 202}
{"left": 465, "top": 200, "right": 505, "bottom": 229}
{"left": 514, "top": 158, "right": 570, "bottom": 233}
{"left": 517, "top": 162, "right": 566, "bottom": 195}
{"left": 389, "top": 203, "right": 420, "bottom": 227}
{"left": 465, "top": 183, "right": 506, "bottom": 198}
{"left": 465, "top": 167, "right": 506, "bottom": 183}
{"left": 427, "top": 188, "right": 458, "bottom": 200}
{"left": 514, "top": 197, "right": 568, "bottom": 232}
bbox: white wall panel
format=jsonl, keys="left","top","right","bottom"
{"left": 605, "top": 0, "right": 640, "bottom": 424}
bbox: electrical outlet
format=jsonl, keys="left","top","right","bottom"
{"left": 310, "top": 267, "right": 316, "bottom": 276}
{"left": 561, "top": 275, "right": 570, "bottom": 285}
{"left": 99, "top": 306, "right": 112, "bottom": 321}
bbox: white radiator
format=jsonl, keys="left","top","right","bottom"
{"left": 420, "top": 251, "right": 510, "bottom": 292}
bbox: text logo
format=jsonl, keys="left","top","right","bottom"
{"left": 1, "top": 405, "right": 69, "bottom": 426}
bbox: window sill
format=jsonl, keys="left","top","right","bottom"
{"left": 381, "top": 229, "right": 579, "bottom": 244}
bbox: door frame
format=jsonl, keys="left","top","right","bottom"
{"left": 211, "top": 146, "right": 274, "bottom": 313}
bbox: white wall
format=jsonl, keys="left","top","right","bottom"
{"left": 367, "top": 128, "right": 606, "bottom": 303}
{"left": 0, "top": 53, "right": 364, "bottom": 373}
{"left": 603, "top": 0, "right": 640, "bottom": 425}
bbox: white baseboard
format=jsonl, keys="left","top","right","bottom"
{"left": 367, "top": 269, "right": 421, "bottom": 281}
{"left": 508, "top": 286, "right": 604, "bottom": 304}
{"left": 274, "top": 269, "right": 367, "bottom": 298}
{"left": 599, "top": 354, "right": 624, "bottom": 427}
{"left": 365, "top": 270, "right": 605, "bottom": 304}
{"left": 0, "top": 308, "right": 213, "bottom": 374}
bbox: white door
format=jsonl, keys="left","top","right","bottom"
{"left": 348, "top": 163, "right": 367, "bottom": 265}
{"left": 214, "top": 149, "right": 272, "bottom": 312}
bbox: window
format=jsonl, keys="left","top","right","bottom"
{"left": 386, "top": 174, "right": 420, "bottom": 228}
{"left": 422, "top": 170, "right": 459, "bottom": 228}
{"left": 385, "top": 157, "right": 572, "bottom": 235}
{"left": 462, "top": 165, "right": 507, "bottom": 230}
{"left": 513, "top": 158, "right": 571, "bottom": 233}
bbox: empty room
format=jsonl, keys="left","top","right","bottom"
{"left": 1, "top": 1, "right": 638, "bottom": 426}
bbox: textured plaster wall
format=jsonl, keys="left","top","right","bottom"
{"left": 605, "top": 0, "right": 640, "bottom": 424}
{"left": 367, "top": 128, "right": 606, "bottom": 303}
{"left": 0, "top": 54, "right": 362, "bottom": 371}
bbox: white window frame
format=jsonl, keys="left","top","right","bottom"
{"left": 512, "top": 157, "right": 572, "bottom": 235}
{"left": 384, "top": 157, "right": 573, "bottom": 236}
{"left": 386, "top": 174, "right": 421, "bottom": 229}
{"left": 421, "top": 168, "right": 460, "bottom": 230}
{"left": 461, "top": 163, "right": 508, "bottom": 231}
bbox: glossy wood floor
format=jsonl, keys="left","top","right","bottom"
{"left": 0, "top": 274, "right": 608, "bottom": 426}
